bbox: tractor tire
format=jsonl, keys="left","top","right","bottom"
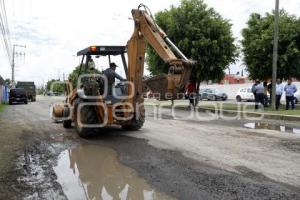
{"left": 74, "top": 99, "right": 99, "bottom": 138}
{"left": 122, "top": 106, "right": 145, "bottom": 131}
{"left": 62, "top": 107, "right": 72, "bottom": 129}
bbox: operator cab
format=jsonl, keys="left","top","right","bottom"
{"left": 76, "top": 46, "right": 128, "bottom": 103}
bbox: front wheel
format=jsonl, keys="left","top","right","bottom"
{"left": 74, "top": 99, "right": 99, "bottom": 138}
{"left": 122, "top": 106, "right": 145, "bottom": 131}
{"left": 236, "top": 96, "right": 242, "bottom": 102}
{"left": 63, "top": 107, "right": 72, "bottom": 128}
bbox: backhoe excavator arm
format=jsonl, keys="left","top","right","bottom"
{"left": 127, "top": 4, "right": 194, "bottom": 104}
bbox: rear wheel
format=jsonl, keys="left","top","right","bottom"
{"left": 236, "top": 96, "right": 242, "bottom": 102}
{"left": 24, "top": 100, "right": 28, "bottom": 104}
{"left": 63, "top": 107, "right": 72, "bottom": 128}
{"left": 74, "top": 99, "right": 99, "bottom": 138}
{"left": 122, "top": 106, "right": 145, "bottom": 131}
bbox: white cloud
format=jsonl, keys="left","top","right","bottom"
{"left": 0, "top": 0, "right": 300, "bottom": 84}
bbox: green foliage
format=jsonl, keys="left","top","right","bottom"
{"left": 68, "top": 65, "right": 101, "bottom": 88}
{"left": 46, "top": 79, "right": 65, "bottom": 93}
{"left": 4, "top": 79, "right": 11, "bottom": 86}
{"left": 242, "top": 10, "right": 300, "bottom": 80}
{"left": 146, "top": 0, "right": 238, "bottom": 83}
{"left": 36, "top": 86, "right": 46, "bottom": 95}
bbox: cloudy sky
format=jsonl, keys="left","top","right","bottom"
{"left": 0, "top": 0, "right": 299, "bottom": 86}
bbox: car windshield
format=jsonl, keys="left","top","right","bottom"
{"left": 11, "top": 89, "right": 26, "bottom": 95}
{"left": 213, "top": 89, "right": 223, "bottom": 93}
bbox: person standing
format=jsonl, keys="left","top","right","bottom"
{"left": 186, "top": 80, "right": 197, "bottom": 109}
{"left": 251, "top": 79, "right": 258, "bottom": 102}
{"left": 263, "top": 81, "right": 269, "bottom": 107}
{"left": 284, "top": 79, "right": 298, "bottom": 110}
{"left": 253, "top": 80, "right": 265, "bottom": 110}
{"left": 267, "top": 81, "right": 272, "bottom": 104}
{"left": 275, "top": 79, "right": 283, "bottom": 110}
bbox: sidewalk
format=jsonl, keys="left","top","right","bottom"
{"left": 144, "top": 99, "right": 300, "bottom": 121}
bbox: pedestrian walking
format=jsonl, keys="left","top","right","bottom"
{"left": 275, "top": 79, "right": 283, "bottom": 110}
{"left": 252, "top": 80, "right": 265, "bottom": 110}
{"left": 284, "top": 79, "right": 297, "bottom": 110}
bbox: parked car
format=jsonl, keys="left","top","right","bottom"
{"left": 199, "top": 88, "right": 228, "bottom": 101}
{"left": 236, "top": 87, "right": 255, "bottom": 102}
{"left": 9, "top": 88, "right": 28, "bottom": 105}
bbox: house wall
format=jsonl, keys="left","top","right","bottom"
{"left": 0, "top": 85, "right": 9, "bottom": 104}
{"left": 0, "top": 85, "right": 2, "bottom": 104}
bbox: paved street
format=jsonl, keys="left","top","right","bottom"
{"left": 0, "top": 96, "right": 300, "bottom": 200}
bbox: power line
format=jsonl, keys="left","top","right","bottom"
{"left": 0, "top": 1, "right": 11, "bottom": 63}
{"left": 1, "top": 0, "right": 11, "bottom": 52}
{"left": 0, "top": 0, "right": 12, "bottom": 65}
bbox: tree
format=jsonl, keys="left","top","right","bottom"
{"left": 68, "top": 65, "right": 101, "bottom": 88}
{"left": 242, "top": 10, "right": 300, "bottom": 80}
{"left": 46, "top": 79, "right": 65, "bottom": 93}
{"left": 36, "top": 86, "right": 46, "bottom": 95}
{"left": 146, "top": 0, "right": 238, "bottom": 91}
{"left": 4, "top": 78, "right": 11, "bottom": 86}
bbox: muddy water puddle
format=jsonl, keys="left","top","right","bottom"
{"left": 54, "top": 145, "right": 175, "bottom": 200}
{"left": 244, "top": 122, "right": 300, "bottom": 135}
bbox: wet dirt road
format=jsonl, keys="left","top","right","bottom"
{"left": 0, "top": 96, "right": 300, "bottom": 200}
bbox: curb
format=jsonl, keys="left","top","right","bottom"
{"left": 161, "top": 105, "right": 300, "bottom": 122}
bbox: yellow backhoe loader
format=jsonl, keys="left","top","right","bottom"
{"left": 52, "top": 4, "right": 195, "bottom": 137}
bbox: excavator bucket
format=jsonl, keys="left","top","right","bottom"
{"left": 144, "top": 74, "right": 168, "bottom": 99}
{"left": 144, "top": 60, "right": 194, "bottom": 100}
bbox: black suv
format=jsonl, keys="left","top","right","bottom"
{"left": 9, "top": 88, "right": 28, "bottom": 105}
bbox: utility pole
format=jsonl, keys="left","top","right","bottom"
{"left": 11, "top": 44, "right": 26, "bottom": 88}
{"left": 271, "top": 0, "right": 280, "bottom": 110}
